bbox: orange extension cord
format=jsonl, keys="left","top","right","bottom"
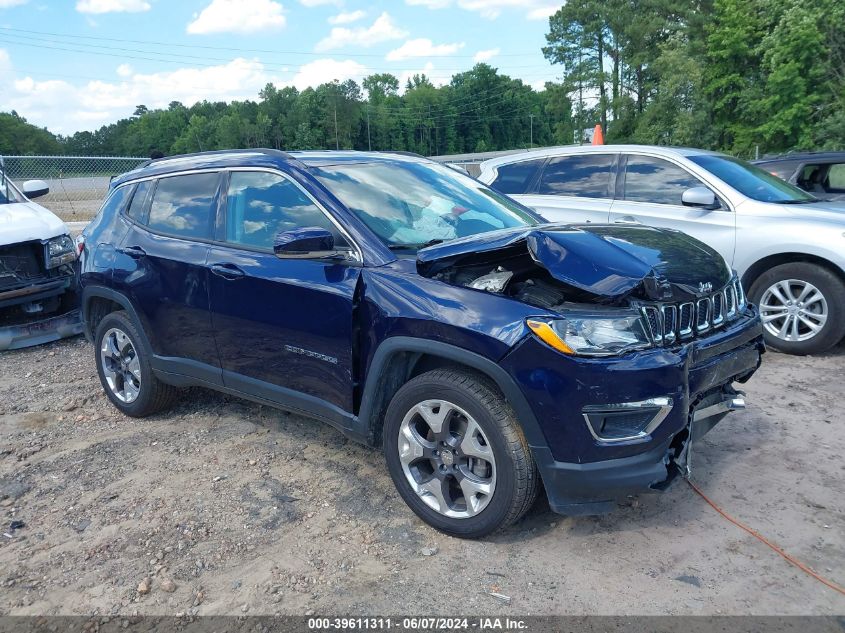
{"left": 686, "top": 478, "right": 845, "bottom": 597}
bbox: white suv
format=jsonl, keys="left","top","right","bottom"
{"left": 0, "top": 157, "right": 82, "bottom": 350}
{"left": 478, "top": 145, "right": 845, "bottom": 355}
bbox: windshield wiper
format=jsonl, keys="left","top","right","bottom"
{"left": 387, "top": 238, "right": 446, "bottom": 251}
{"left": 777, "top": 198, "right": 822, "bottom": 204}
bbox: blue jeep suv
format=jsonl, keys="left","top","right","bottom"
{"left": 79, "top": 149, "right": 764, "bottom": 538}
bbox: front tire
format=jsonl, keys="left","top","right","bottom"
{"left": 94, "top": 311, "right": 178, "bottom": 417}
{"left": 383, "top": 369, "right": 539, "bottom": 538}
{"left": 748, "top": 262, "right": 845, "bottom": 355}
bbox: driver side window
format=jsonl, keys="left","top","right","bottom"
{"left": 225, "top": 171, "right": 346, "bottom": 250}
{"left": 624, "top": 155, "right": 705, "bottom": 205}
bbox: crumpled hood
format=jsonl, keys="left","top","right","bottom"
{"left": 0, "top": 201, "right": 67, "bottom": 246}
{"left": 417, "top": 224, "right": 733, "bottom": 302}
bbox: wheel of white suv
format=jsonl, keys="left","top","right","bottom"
{"left": 94, "top": 311, "right": 178, "bottom": 417}
{"left": 383, "top": 368, "right": 539, "bottom": 538}
{"left": 748, "top": 262, "right": 845, "bottom": 355}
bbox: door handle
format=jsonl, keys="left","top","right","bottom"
{"left": 210, "top": 263, "right": 246, "bottom": 280}
{"left": 613, "top": 216, "right": 642, "bottom": 225}
{"left": 121, "top": 246, "right": 146, "bottom": 258}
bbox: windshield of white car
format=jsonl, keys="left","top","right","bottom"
{"left": 689, "top": 154, "right": 819, "bottom": 203}
{"left": 311, "top": 160, "right": 538, "bottom": 249}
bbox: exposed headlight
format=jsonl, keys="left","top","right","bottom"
{"left": 46, "top": 234, "right": 77, "bottom": 268}
{"left": 527, "top": 313, "right": 652, "bottom": 356}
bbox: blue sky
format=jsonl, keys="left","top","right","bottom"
{"left": 0, "top": 0, "right": 562, "bottom": 135}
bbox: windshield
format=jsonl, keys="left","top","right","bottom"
{"left": 311, "top": 159, "right": 538, "bottom": 249}
{"left": 689, "top": 154, "right": 817, "bottom": 203}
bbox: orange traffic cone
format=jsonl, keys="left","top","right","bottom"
{"left": 592, "top": 124, "right": 604, "bottom": 145}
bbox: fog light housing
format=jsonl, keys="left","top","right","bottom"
{"left": 582, "top": 397, "right": 673, "bottom": 443}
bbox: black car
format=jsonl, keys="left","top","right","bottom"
{"left": 754, "top": 151, "right": 845, "bottom": 200}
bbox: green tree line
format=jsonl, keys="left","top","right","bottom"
{"left": 2, "top": 65, "right": 572, "bottom": 158}
{"left": 544, "top": 0, "right": 845, "bottom": 155}
{"left": 1, "top": 0, "right": 842, "bottom": 158}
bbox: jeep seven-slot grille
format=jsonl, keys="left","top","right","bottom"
{"left": 640, "top": 279, "right": 746, "bottom": 345}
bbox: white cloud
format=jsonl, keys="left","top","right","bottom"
{"left": 298, "top": 0, "right": 340, "bottom": 5}
{"left": 328, "top": 9, "right": 365, "bottom": 25}
{"left": 404, "top": 0, "right": 560, "bottom": 19}
{"left": 527, "top": 5, "right": 558, "bottom": 20}
{"left": 75, "top": 0, "right": 150, "bottom": 14}
{"left": 315, "top": 12, "right": 407, "bottom": 51}
{"left": 473, "top": 47, "right": 499, "bottom": 62}
{"left": 290, "top": 58, "right": 367, "bottom": 90}
{"left": 0, "top": 0, "right": 29, "bottom": 8}
{"left": 386, "top": 38, "right": 464, "bottom": 61}
{"left": 404, "top": 0, "right": 450, "bottom": 7}
{"left": 1, "top": 53, "right": 283, "bottom": 134}
{"left": 187, "top": 0, "right": 286, "bottom": 35}
{"left": 0, "top": 49, "right": 379, "bottom": 134}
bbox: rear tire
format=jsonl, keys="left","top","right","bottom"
{"left": 748, "top": 262, "right": 845, "bottom": 355}
{"left": 94, "top": 311, "right": 178, "bottom": 417}
{"left": 383, "top": 368, "right": 539, "bottom": 539}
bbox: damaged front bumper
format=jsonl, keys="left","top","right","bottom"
{"left": 0, "top": 268, "right": 83, "bottom": 351}
{"left": 501, "top": 307, "right": 765, "bottom": 516}
{"left": 0, "top": 307, "right": 84, "bottom": 351}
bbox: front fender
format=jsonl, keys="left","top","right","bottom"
{"left": 356, "top": 336, "right": 547, "bottom": 451}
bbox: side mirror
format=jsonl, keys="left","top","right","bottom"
{"left": 273, "top": 227, "right": 342, "bottom": 260}
{"left": 23, "top": 179, "right": 50, "bottom": 199}
{"left": 681, "top": 186, "right": 719, "bottom": 210}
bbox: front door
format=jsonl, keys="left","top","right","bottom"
{"left": 207, "top": 169, "right": 361, "bottom": 417}
{"left": 609, "top": 154, "right": 737, "bottom": 266}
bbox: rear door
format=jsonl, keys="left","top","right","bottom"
{"left": 114, "top": 171, "right": 222, "bottom": 380}
{"left": 609, "top": 154, "right": 736, "bottom": 265}
{"left": 206, "top": 169, "right": 361, "bottom": 417}
{"left": 516, "top": 153, "right": 616, "bottom": 224}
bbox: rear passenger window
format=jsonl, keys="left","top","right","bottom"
{"left": 148, "top": 173, "right": 219, "bottom": 240}
{"left": 126, "top": 180, "right": 152, "bottom": 223}
{"left": 225, "top": 171, "right": 346, "bottom": 250}
{"left": 491, "top": 159, "right": 545, "bottom": 194}
{"left": 538, "top": 154, "right": 614, "bottom": 198}
{"left": 97, "top": 186, "right": 132, "bottom": 221}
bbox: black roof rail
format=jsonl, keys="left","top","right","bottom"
{"left": 144, "top": 148, "right": 296, "bottom": 165}
{"left": 378, "top": 150, "right": 429, "bottom": 160}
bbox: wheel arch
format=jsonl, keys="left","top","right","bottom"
{"left": 357, "top": 337, "right": 546, "bottom": 450}
{"left": 81, "top": 286, "right": 153, "bottom": 348}
{"left": 741, "top": 253, "right": 845, "bottom": 291}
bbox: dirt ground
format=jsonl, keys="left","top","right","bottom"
{"left": 0, "top": 336, "right": 843, "bottom": 616}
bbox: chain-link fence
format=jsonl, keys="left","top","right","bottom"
{"left": 3, "top": 156, "right": 147, "bottom": 222}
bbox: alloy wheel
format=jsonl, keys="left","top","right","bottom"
{"left": 100, "top": 327, "right": 142, "bottom": 403}
{"left": 397, "top": 399, "right": 496, "bottom": 519}
{"left": 759, "top": 279, "right": 828, "bottom": 343}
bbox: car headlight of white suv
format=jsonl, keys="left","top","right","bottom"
{"left": 46, "top": 234, "right": 77, "bottom": 268}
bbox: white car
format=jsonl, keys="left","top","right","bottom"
{"left": 0, "top": 157, "right": 82, "bottom": 350}
{"left": 478, "top": 144, "right": 845, "bottom": 355}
